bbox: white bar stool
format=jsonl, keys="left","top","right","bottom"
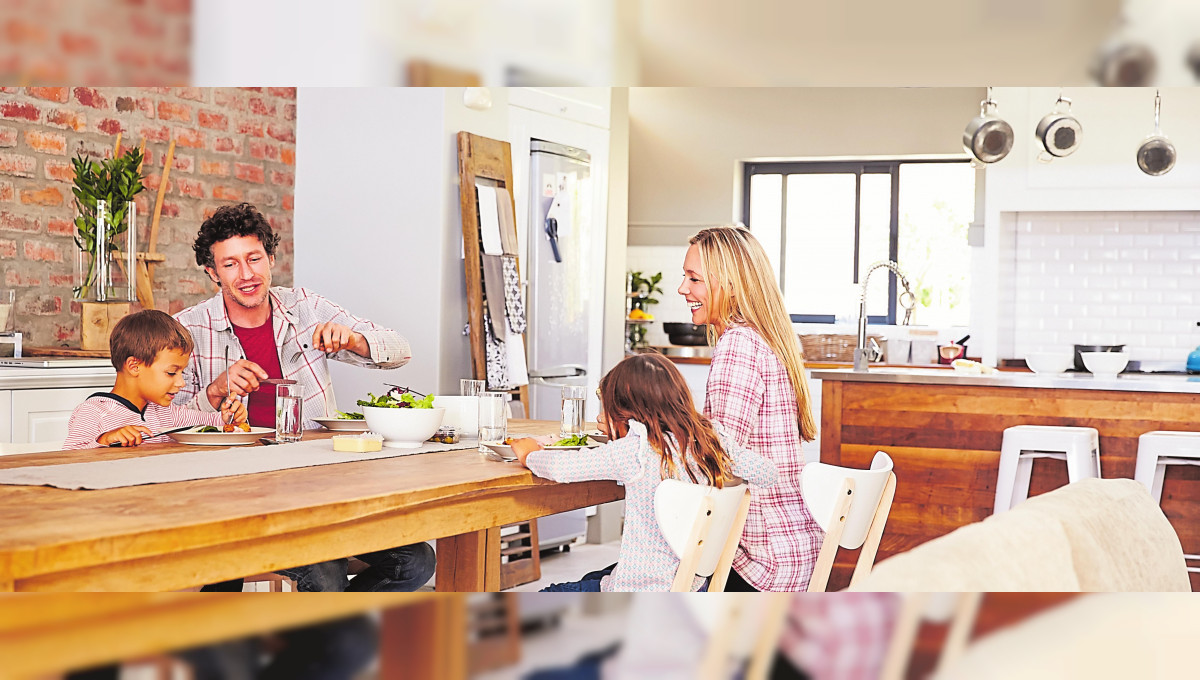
{"left": 994, "top": 425, "right": 1101, "bottom": 514}
{"left": 1134, "top": 430, "right": 1200, "bottom": 573}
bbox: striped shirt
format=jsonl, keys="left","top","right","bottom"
{"left": 173, "top": 287, "right": 411, "bottom": 428}
{"left": 527, "top": 419, "right": 777, "bottom": 592}
{"left": 63, "top": 392, "right": 225, "bottom": 450}
{"left": 704, "top": 324, "right": 824, "bottom": 591}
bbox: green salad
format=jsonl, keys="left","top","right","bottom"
{"left": 336, "top": 411, "right": 365, "bottom": 420}
{"left": 356, "top": 392, "right": 435, "bottom": 410}
{"left": 195, "top": 426, "right": 220, "bottom": 433}
{"left": 552, "top": 434, "right": 590, "bottom": 447}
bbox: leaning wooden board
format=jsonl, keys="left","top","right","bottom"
{"left": 23, "top": 345, "right": 111, "bottom": 358}
{"left": 819, "top": 380, "right": 1200, "bottom": 591}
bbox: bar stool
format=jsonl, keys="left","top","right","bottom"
{"left": 1134, "top": 430, "right": 1200, "bottom": 573}
{"left": 994, "top": 425, "right": 1101, "bottom": 514}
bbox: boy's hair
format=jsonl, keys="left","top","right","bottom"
{"left": 109, "top": 309, "right": 194, "bottom": 371}
{"left": 598, "top": 353, "right": 734, "bottom": 487}
{"left": 192, "top": 202, "right": 281, "bottom": 269}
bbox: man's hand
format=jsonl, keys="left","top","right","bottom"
{"left": 206, "top": 359, "right": 269, "bottom": 409}
{"left": 221, "top": 396, "right": 248, "bottom": 425}
{"left": 313, "top": 322, "right": 368, "bottom": 356}
{"left": 509, "top": 437, "right": 545, "bottom": 468}
{"left": 98, "top": 424, "right": 152, "bottom": 447}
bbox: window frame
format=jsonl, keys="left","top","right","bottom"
{"left": 742, "top": 158, "right": 971, "bottom": 324}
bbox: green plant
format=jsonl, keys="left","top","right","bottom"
{"left": 71, "top": 146, "right": 145, "bottom": 299}
{"left": 629, "top": 271, "right": 663, "bottom": 304}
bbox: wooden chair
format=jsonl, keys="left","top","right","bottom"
{"left": 687, "top": 593, "right": 794, "bottom": 680}
{"left": 654, "top": 480, "right": 752, "bottom": 592}
{"left": 880, "top": 593, "right": 984, "bottom": 680}
{"left": 801, "top": 451, "right": 897, "bottom": 592}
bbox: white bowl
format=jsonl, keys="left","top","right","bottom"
{"left": 1081, "top": 351, "right": 1129, "bottom": 377}
{"left": 363, "top": 406, "right": 445, "bottom": 448}
{"left": 1025, "top": 352, "right": 1072, "bottom": 375}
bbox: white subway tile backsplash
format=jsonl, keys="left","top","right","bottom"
{"left": 1004, "top": 211, "right": 1200, "bottom": 362}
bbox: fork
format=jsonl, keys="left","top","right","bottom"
{"left": 224, "top": 345, "right": 235, "bottom": 425}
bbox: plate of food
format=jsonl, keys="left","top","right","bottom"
{"left": 169, "top": 425, "right": 276, "bottom": 446}
{"left": 483, "top": 442, "right": 518, "bottom": 462}
{"left": 543, "top": 434, "right": 603, "bottom": 450}
{"left": 313, "top": 411, "right": 371, "bottom": 432}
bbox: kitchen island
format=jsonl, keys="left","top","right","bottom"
{"left": 812, "top": 368, "right": 1200, "bottom": 591}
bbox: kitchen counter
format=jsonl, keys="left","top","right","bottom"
{"left": 812, "top": 367, "right": 1200, "bottom": 394}
{"left": 0, "top": 365, "right": 116, "bottom": 390}
{"left": 818, "top": 368, "right": 1200, "bottom": 591}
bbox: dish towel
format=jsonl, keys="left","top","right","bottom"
{"left": 502, "top": 255, "right": 526, "bottom": 333}
{"left": 496, "top": 186, "right": 518, "bottom": 256}
{"left": 481, "top": 254, "right": 507, "bottom": 338}
{"left": 483, "top": 308, "right": 510, "bottom": 390}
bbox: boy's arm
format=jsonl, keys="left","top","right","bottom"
{"left": 62, "top": 401, "right": 150, "bottom": 450}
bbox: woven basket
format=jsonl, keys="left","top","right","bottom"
{"left": 799, "top": 334, "right": 886, "bottom": 363}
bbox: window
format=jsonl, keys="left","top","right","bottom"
{"left": 742, "top": 159, "right": 975, "bottom": 326}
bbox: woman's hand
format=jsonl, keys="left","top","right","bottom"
{"left": 509, "top": 437, "right": 544, "bottom": 467}
{"left": 98, "top": 424, "right": 152, "bottom": 447}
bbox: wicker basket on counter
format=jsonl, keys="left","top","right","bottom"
{"left": 799, "top": 333, "right": 886, "bottom": 363}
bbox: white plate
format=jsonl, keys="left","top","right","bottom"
{"left": 544, "top": 443, "right": 602, "bottom": 450}
{"left": 483, "top": 443, "right": 517, "bottom": 461}
{"left": 169, "top": 426, "right": 276, "bottom": 446}
{"left": 313, "top": 417, "right": 370, "bottom": 432}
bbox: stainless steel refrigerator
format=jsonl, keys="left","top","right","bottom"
{"left": 525, "top": 139, "right": 592, "bottom": 550}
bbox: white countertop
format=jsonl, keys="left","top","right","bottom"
{"left": 0, "top": 365, "right": 117, "bottom": 390}
{"left": 810, "top": 367, "right": 1200, "bottom": 394}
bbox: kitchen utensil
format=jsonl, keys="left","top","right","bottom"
{"left": 107, "top": 425, "right": 195, "bottom": 447}
{"left": 1025, "top": 353, "right": 1072, "bottom": 375}
{"left": 223, "top": 345, "right": 235, "bottom": 425}
{"left": 955, "top": 334, "right": 971, "bottom": 346}
{"left": 1081, "top": 351, "right": 1129, "bottom": 378}
{"left": 1035, "top": 94, "right": 1082, "bottom": 159}
{"left": 963, "top": 88, "right": 1014, "bottom": 164}
{"left": 260, "top": 379, "right": 297, "bottom": 385}
{"left": 1073, "top": 344, "right": 1125, "bottom": 371}
{"left": 1137, "top": 91, "right": 1176, "bottom": 176}
{"left": 938, "top": 344, "right": 966, "bottom": 364}
{"left": 662, "top": 322, "right": 708, "bottom": 346}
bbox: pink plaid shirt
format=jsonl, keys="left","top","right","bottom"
{"left": 778, "top": 593, "right": 900, "bottom": 680}
{"left": 173, "top": 287, "right": 411, "bottom": 427}
{"left": 704, "top": 324, "right": 823, "bottom": 591}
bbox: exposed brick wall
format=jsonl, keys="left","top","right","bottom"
{"left": 0, "top": 87, "right": 296, "bottom": 347}
{"left": 0, "top": 0, "right": 191, "bottom": 85}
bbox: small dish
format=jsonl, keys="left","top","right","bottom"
{"left": 313, "top": 417, "right": 371, "bottom": 432}
{"left": 170, "top": 426, "right": 276, "bottom": 446}
{"left": 588, "top": 431, "right": 610, "bottom": 443}
{"left": 483, "top": 443, "right": 517, "bottom": 461}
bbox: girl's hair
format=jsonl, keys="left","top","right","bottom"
{"left": 688, "top": 225, "right": 818, "bottom": 442}
{"left": 599, "top": 353, "right": 735, "bottom": 488}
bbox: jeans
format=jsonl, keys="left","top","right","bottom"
{"left": 523, "top": 643, "right": 621, "bottom": 680}
{"left": 539, "top": 563, "right": 616, "bottom": 592}
{"left": 722, "top": 568, "right": 760, "bottom": 592}
{"left": 277, "top": 542, "right": 437, "bottom": 592}
{"left": 179, "top": 615, "right": 378, "bottom": 680}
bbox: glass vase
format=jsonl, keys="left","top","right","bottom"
{"left": 74, "top": 200, "right": 136, "bottom": 303}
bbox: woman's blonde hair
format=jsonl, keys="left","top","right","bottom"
{"left": 689, "top": 225, "right": 817, "bottom": 442}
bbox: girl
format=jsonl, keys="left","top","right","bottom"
{"left": 510, "top": 352, "right": 777, "bottom": 592}
{"left": 679, "top": 225, "right": 823, "bottom": 592}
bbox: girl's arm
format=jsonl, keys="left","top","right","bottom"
{"left": 517, "top": 435, "right": 642, "bottom": 484}
{"left": 704, "top": 329, "right": 766, "bottom": 447}
{"left": 719, "top": 428, "right": 778, "bottom": 488}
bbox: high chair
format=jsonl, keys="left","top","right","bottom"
{"left": 654, "top": 480, "right": 752, "bottom": 592}
{"left": 801, "top": 451, "right": 897, "bottom": 591}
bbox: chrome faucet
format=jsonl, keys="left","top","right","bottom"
{"left": 854, "top": 261, "right": 916, "bottom": 372}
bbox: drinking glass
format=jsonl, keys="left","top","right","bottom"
{"left": 560, "top": 385, "right": 587, "bottom": 438}
{"left": 0, "top": 289, "right": 13, "bottom": 333}
{"left": 275, "top": 383, "right": 304, "bottom": 443}
{"left": 478, "top": 392, "right": 508, "bottom": 452}
{"left": 459, "top": 379, "right": 486, "bottom": 437}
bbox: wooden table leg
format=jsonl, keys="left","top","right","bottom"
{"left": 0, "top": 580, "right": 13, "bottom": 592}
{"left": 436, "top": 527, "right": 502, "bottom": 592}
{"left": 379, "top": 595, "right": 467, "bottom": 680}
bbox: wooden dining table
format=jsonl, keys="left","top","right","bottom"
{"left": 0, "top": 420, "right": 623, "bottom": 592}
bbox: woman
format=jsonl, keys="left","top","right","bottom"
{"left": 678, "top": 225, "right": 822, "bottom": 592}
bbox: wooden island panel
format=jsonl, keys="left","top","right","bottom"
{"left": 820, "top": 380, "right": 1200, "bottom": 591}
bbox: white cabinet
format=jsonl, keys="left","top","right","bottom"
{"left": 0, "top": 391, "right": 9, "bottom": 443}
{"left": 10, "top": 387, "right": 98, "bottom": 443}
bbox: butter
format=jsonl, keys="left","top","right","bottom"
{"left": 332, "top": 433, "right": 384, "bottom": 452}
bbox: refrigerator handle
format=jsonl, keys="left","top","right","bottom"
{"left": 545, "top": 216, "right": 562, "bottom": 262}
{"left": 529, "top": 364, "right": 587, "bottom": 380}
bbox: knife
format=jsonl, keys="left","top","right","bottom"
{"left": 107, "top": 425, "right": 195, "bottom": 447}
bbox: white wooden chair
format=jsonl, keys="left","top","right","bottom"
{"left": 655, "top": 479, "right": 752, "bottom": 592}
{"left": 687, "top": 593, "right": 794, "bottom": 680}
{"left": 880, "top": 592, "right": 984, "bottom": 680}
{"left": 801, "top": 451, "right": 897, "bottom": 591}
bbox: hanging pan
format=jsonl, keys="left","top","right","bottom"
{"left": 1035, "top": 93, "right": 1082, "bottom": 160}
{"left": 963, "top": 88, "right": 1014, "bottom": 164}
{"left": 1137, "top": 90, "right": 1176, "bottom": 177}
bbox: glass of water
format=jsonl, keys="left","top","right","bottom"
{"left": 478, "top": 392, "right": 508, "bottom": 452}
{"left": 560, "top": 385, "right": 586, "bottom": 438}
{"left": 275, "top": 383, "right": 304, "bottom": 443}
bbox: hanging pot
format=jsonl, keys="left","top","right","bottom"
{"left": 1035, "top": 94, "right": 1082, "bottom": 158}
{"left": 1137, "top": 91, "right": 1176, "bottom": 176}
{"left": 963, "top": 90, "right": 1014, "bottom": 164}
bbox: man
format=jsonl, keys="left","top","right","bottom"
{"left": 174, "top": 202, "right": 435, "bottom": 592}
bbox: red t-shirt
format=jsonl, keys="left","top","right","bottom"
{"left": 232, "top": 320, "right": 284, "bottom": 428}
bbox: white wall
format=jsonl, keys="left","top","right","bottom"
{"left": 294, "top": 88, "right": 446, "bottom": 406}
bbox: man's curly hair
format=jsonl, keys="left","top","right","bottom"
{"left": 193, "top": 202, "right": 281, "bottom": 269}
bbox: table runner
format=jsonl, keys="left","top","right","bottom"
{"left": 0, "top": 438, "right": 481, "bottom": 490}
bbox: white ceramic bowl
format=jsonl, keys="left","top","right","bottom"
{"left": 1025, "top": 352, "right": 1073, "bottom": 375}
{"left": 1081, "top": 351, "right": 1129, "bottom": 377}
{"left": 363, "top": 406, "right": 445, "bottom": 448}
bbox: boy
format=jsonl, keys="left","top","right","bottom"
{"left": 63, "top": 310, "right": 246, "bottom": 449}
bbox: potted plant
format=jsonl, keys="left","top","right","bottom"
{"left": 626, "top": 271, "right": 664, "bottom": 350}
{"left": 71, "top": 145, "right": 144, "bottom": 350}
